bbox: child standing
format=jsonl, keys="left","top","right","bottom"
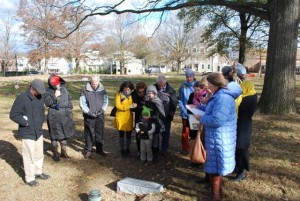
{"left": 135, "top": 106, "right": 156, "bottom": 164}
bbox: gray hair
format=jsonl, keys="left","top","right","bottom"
{"left": 90, "top": 75, "right": 100, "bottom": 82}
{"left": 157, "top": 74, "right": 167, "bottom": 84}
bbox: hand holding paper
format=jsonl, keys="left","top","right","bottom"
{"left": 186, "top": 105, "right": 205, "bottom": 116}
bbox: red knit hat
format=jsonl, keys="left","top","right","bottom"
{"left": 50, "top": 76, "right": 60, "bottom": 86}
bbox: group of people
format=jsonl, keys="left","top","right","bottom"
{"left": 182, "top": 64, "right": 257, "bottom": 201}
{"left": 112, "top": 75, "right": 178, "bottom": 164}
{"left": 9, "top": 65, "right": 258, "bottom": 201}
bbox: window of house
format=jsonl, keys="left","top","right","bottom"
{"left": 208, "top": 64, "right": 210, "bottom": 69}
{"left": 202, "top": 64, "right": 204, "bottom": 69}
{"left": 195, "top": 64, "right": 199, "bottom": 71}
{"left": 217, "top": 66, "right": 220, "bottom": 71}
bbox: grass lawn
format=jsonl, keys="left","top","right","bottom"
{"left": 0, "top": 74, "right": 299, "bottom": 201}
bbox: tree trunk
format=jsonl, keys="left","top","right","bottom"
{"left": 238, "top": 12, "right": 247, "bottom": 64}
{"left": 177, "top": 61, "right": 181, "bottom": 75}
{"left": 259, "top": 0, "right": 299, "bottom": 114}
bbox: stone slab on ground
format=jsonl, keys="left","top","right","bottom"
{"left": 117, "top": 177, "right": 164, "bottom": 195}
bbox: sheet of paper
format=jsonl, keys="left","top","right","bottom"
{"left": 188, "top": 114, "right": 199, "bottom": 130}
{"left": 186, "top": 105, "right": 205, "bottom": 116}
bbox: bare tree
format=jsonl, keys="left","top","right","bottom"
{"left": 17, "top": 0, "right": 70, "bottom": 72}
{"left": 153, "top": 13, "right": 197, "bottom": 74}
{"left": 104, "top": 13, "right": 139, "bottom": 75}
{"left": 0, "top": 13, "right": 17, "bottom": 75}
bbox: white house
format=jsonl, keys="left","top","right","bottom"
{"left": 16, "top": 56, "right": 34, "bottom": 71}
{"left": 41, "top": 57, "right": 71, "bottom": 75}
{"left": 113, "top": 51, "right": 143, "bottom": 75}
{"left": 183, "top": 46, "right": 228, "bottom": 73}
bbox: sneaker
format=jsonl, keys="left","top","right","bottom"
{"left": 233, "top": 173, "right": 246, "bottom": 182}
{"left": 140, "top": 160, "right": 146, "bottom": 164}
{"left": 35, "top": 173, "right": 50, "bottom": 180}
{"left": 27, "top": 180, "right": 39, "bottom": 187}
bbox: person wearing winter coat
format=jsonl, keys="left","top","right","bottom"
{"left": 178, "top": 69, "right": 197, "bottom": 153}
{"left": 44, "top": 75, "right": 76, "bottom": 161}
{"left": 154, "top": 75, "right": 177, "bottom": 153}
{"left": 131, "top": 81, "right": 147, "bottom": 156}
{"left": 135, "top": 106, "right": 156, "bottom": 164}
{"left": 114, "top": 81, "right": 136, "bottom": 158}
{"left": 144, "top": 85, "right": 166, "bottom": 162}
{"left": 199, "top": 73, "right": 239, "bottom": 201}
{"left": 10, "top": 79, "right": 50, "bottom": 187}
{"left": 79, "top": 75, "right": 108, "bottom": 159}
{"left": 234, "top": 80, "right": 257, "bottom": 182}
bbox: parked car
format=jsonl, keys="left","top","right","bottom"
{"left": 26, "top": 71, "right": 43, "bottom": 76}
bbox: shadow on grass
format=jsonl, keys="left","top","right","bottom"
{"left": 0, "top": 140, "right": 24, "bottom": 182}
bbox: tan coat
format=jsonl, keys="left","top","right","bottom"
{"left": 114, "top": 92, "right": 134, "bottom": 131}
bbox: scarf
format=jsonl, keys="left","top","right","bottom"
{"left": 241, "top": 80, "right": 256, "bottom": 98}
{"left": 193, "top": 89, "right": 208, "bottom": 106}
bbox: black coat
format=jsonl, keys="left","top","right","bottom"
{"left": 236, "top": 94, "right": 257, "bottom": 149}
{"left": 131, "top": 90, "right": 146, "bottom": 125}
{"left": 44, "top": 77, "right": 75, "bottom": 140}
{"left": 10, "top": 89, "right": 45, "bottom": 140}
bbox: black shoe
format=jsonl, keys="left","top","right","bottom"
{"left": 233, "top": 173, "right": 246, "bottom": 182}
{"left": 96, "top": 149, "right": 107, "bottom": 157}
{"left": 27, "top": 180, "right": 39, "bottom": 187}
{"left": 125, "top": 149, "right": 131, "bottom": 158}
{"left": 52, "top": 155, "right": 60, "bottom": 162}
{"left": 35, "top": 173, "right": 50, "bottom": 180}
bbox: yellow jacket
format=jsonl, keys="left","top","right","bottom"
{"left": 113, "top": 92, "right": 134, "bottom": 131}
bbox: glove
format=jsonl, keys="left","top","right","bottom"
{"left": 54, "top": 103, "right": 60, "bottom": 110}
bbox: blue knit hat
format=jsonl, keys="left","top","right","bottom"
{"left": 185, "top": 69, "right": 195, "bottom": 77}
{"left": 237, "top": 63, "right": 247, "bottom": 75}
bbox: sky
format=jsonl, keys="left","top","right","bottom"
{"left": 0, "top": 0, "right": 172, "bottom": 53}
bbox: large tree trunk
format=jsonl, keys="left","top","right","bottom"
{"left": 259, "top": 0, "right": 299, "bottom": 114}
{"left": 239, "top": 12, "right": 247, "bottom": 64}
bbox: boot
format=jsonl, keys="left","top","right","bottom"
{"left": 211, "top": 175, "right": 222, "bottom": 201}
{"left": 84, "top": 151, "right": 92, "bottom": 159}
{"left": 201, "top": 175, "right": 222, "bottom": 201}
{"left": 60, "top": 140, "right": 70, "bottom": 158}
{"left": 51, "top": 141, "right": 60, "bottom": 162}
{"left": 51, "top": 145, "right": 60, "bottom": 162}
{"left": 95, "top": 142, "right": 107, "bottom": 156}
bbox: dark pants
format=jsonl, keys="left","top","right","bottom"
{"left": 161, "top": 120, "right": 171, "bottom": 152}
{"left": 235, "top": 148, "right": 250, "bottom": 173}
{"left": 84, "top": 114, "right": 104, "bottom": 151}
{"left": 119, "top": 131, "right": 132, "bottom": 151}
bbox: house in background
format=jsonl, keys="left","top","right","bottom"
{"left": 15, "top": 56, "right": 34, "bottom": 71}
{"left": 183, "top": 46, "right": 228, "bottom": 74}
{"left": 113, "top": 51, "right": 143, "bottom": 75}
{"left": 40, "top": 57, "right": 72, "bottom": 75}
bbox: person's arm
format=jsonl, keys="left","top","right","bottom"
{"left": 79, "top": 89, "right": 90, "bottom": 114}
{"left": 115, "top": 93, "right": 131, "bottom": 111}
{"left": 200, "top": 94, "right": 235, "bottom": 127}
{"left": 102, "top": 89, "right": 109, "bottom": 111}
{"left": 10, "top": 95, "right": 28, "bottom": 126}
{"left": 44, "top": 90, "right": 57, "bottom": 108}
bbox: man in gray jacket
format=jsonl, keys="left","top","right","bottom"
{"left": 10, "top": 79, "right": 50, "bottom": 187}
{"left": 79, "top": 75, "right": 108, "bottom": 159}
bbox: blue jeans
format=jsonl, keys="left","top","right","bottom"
{"left": 161, "top": 120, "right": 171, "bottom": 152}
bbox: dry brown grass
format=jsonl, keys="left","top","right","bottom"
{"left": 0, "top": 74, "right": 299, "bottom": 201}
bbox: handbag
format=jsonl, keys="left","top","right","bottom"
{"left": 190, "top": 124, "right": 206, "bottom": 164}
{"left": 110, "top": 106, "right": 117, "bottom": 117}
